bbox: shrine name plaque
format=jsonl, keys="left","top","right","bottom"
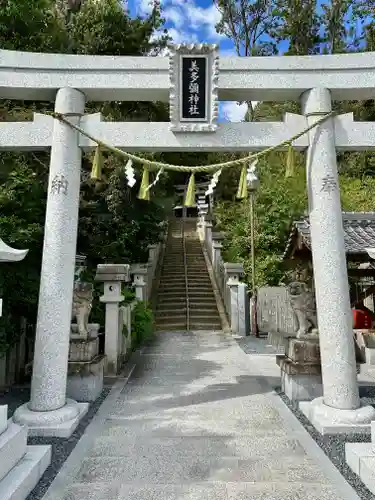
{"left": 169, "top": 43, "right": 219, "bottom": 133}
{"left": 181, "top": 56, "right": 207, "bottom": 121}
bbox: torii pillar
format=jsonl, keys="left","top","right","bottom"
{"left": 14, "top": 88, "right": 89, "bottom": 437}
{"left": 299, "top": 88, "right": 375, "bottom": 433}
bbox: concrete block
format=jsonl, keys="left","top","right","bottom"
{"left": 299, "top": 398, "right": 374, "bottom": 435}
{"left": 0, "top": 422, "right": 27, "bottom": 482}
{"left": 69, "top": 337, "right": 99, "bottom": 362}
{"left": 24, "top": 403, "right": 89, "bottom": 438}
{"left": 277, "top": 355, "right": 321, "bottom": 375}
{"left": 281, "top": 371, "right": 323, "bottom": 402}
{"left": 286, "top": 338, "right": 320, "bottom": 363}
{"left": 71, "top": 323, "right": 100, "bottom": 339}
{"left": 345, "top": 442, "right": 374, "bottom": 475}
{"left": 95, "top": 264, "right": 130, "bottom": 282}
{"left": 358, "top": 330, "right": 375, "bottom": 348}
{"left": 0, "top": 445, "right": 51, "bottom": 500}
{"left": 365, "top": 347, "right": 375, "bottom": 365}
{"left": 67, "top": 356, "right": 105, "bottom": 402}
{"left": 359, "top": 456, "right": 375, "bottom": 495}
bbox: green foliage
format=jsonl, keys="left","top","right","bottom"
{"left": 213, "top": 1, "right": 375, "bottom": 290}
{"left": 0, "top": 0, "right": 170, "bottom": 354}
{"left": 0, "top": 0, "right": 61, "bottom": 52}
{"left": 131, "top": 301, "right": 154, "bottom": 349}
{"left": 215, "top": 152, "right": 375, "bottom": 288}
{"left": 215, "top": 152, "right": 307, "bottom": 287}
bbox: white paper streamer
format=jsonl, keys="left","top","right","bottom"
{"left": 146, "top": 167, "right": 164, "bottom": 193}
{"left": 205, "top": 168, "right": 222, "bottom": 196}
{"left": 247, "top": 159, "right": 259, "bottom": 184}
{"left": 125, "top": 159, "right": 136, "bottom": 187}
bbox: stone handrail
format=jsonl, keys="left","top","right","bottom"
{"left": 131, "top": 224, "right": 168, "bottom": 304}
{"left": 198, "top": 206, "right": 248, "bottom": 336}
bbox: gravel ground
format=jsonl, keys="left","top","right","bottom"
{"left": 277, "top": 385, "right": 375, "bottom": 500}
{"left": 0, "top": 384, "right": 113, "bottom": 500}
{"left": 237, "top": 335, "right": 375, "bottom": 499}
{"left": 236, "top": 334, "right": 284, "bottom": 355}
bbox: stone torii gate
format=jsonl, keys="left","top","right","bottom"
{"left": 2, "top": 45, "right": 375, "bottom": 436}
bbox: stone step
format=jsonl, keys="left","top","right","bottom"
{"left": 156, "top": 305, "right": 219, "bottom": 315}
{"left": 158, "top": 287, "right": 214, "bottom": 294}
{"left": 159, "top": 279, "right": 212, "bottom": 285}
{"left": 0, "top": 422, "right": 28, "bottom": 482}
{"left": 188, "top": 315, "right": 221, "bottom": 323}
{"left": 160, "top": 274, "right": 209, "bottom": 279}
{"left": 189, "top": 302, "right": 218, "bottom": 308}
{"left": 159, "top": 289, "right": 215, "bottom": 296}
{"left": 154, "top": 322, "right": 222, "bottom": 331}
{"left": 158, "top": 296, "right": 217, "bottom": 303}
{"left": 155, "top": 309, "right": 187, "bottom": 317}
{"left": 189, "top": 307, "right": 220, "bottom": 314}
{"left": 154, "top": 324, "right": 187, "bottom": 331}
{"left": 0, "top": 445, "right": 51, "bottom": 500}
{"left": 156, "top": 295, "right": 217, "bottom": 308}
{"left": 162, "top": 267, "right": 207, "bottom": 272}
{"left": 160, "top": 272, "right": 210, "bottom": 277}
{"left": 158, "top": 284, "right": 187, "bottom": 289}
{"left": 191, "top": 323, "right": 222, "bottom": 330}
{"left": 158, "top": 281, "right": 213, "bottom": 287}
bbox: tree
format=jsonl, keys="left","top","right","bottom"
{"left": 0, "top": 0, "right": 172, "bottom": 352}
{"left": 0, "top": 0, "right": 61, "bottom": 52}
{"left": 214, "top": 0, "right": 282, "bottom": 120}
{"left": 212, "top": 0, "right": 375, "bottom": 288}
{"left": 214, "top": 0, "right": 281, "bottom": 56}
{"left": 274, "top": 0, "right": 320, "bottom": 55}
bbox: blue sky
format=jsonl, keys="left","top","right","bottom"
{"left": 127, "top": 0, "right": 248, "bottom": 122}
{"left": 126, "top": 0, "right": 371, "bottom": 121}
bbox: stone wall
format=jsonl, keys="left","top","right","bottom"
{"left": 257, "top": 286, "right": 297, "bottom": 335}
{"left": 0, "top": 326, "right": 32, "bottom": 390}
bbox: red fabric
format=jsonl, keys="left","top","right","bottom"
{"left": 353, "top": 309, "right": 373, "bottom": 329}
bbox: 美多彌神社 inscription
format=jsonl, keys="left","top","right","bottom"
{"left": 169, "top": 43, "right": 219, "bottom": 132}
{"left": 181, "top": 57, "right": 207, "bottom": 121}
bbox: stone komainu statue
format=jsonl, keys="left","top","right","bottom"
{"left": 287, "top": 280, "right": 364, "bottom": 363}
{"left": 71, "top": 282, "right": 93, "bottom": 338}
{"left": 288, "top": 281, "right": 317, "bottom": 338}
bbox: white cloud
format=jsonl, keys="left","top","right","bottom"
{"left": 183, "top": 2, "right": 223, "bottom": 41}
{"left": 222, "top": 101, "right": 248, "bottom": 122}
{"left": 163, "top": 7, "right": 184, "bottom": 28}
{"left": 135, "top": 0, "right": 225, "bottom": 42}
{"left": 137, "top": 0, "right": 154, "bottom": 15}
{"left": 221, "top": 101, "right": 261, "bottom": 122}
{"left": 167, "top": 27, "right": 198, "bottom": 44}
{"left": 219, "top": 48, "right": 238, "bottom": 57}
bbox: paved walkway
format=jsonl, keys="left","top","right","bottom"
{"left": 44, "top": 331, "right": 361, "bottom": 500}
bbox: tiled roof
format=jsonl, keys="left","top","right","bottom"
{"left": 284, "top": 212, "right": 375, "bottom": 258}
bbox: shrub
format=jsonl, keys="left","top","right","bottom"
{"left": 131, "top": 300, "right": 153, "bottom": 349}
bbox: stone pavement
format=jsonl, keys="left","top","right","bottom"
{"left": 43, "top": 331, "right": 361, "bottom": 500}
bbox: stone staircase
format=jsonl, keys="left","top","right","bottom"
{"left": 154, "top": 218, "right": 222, "bottom": 331}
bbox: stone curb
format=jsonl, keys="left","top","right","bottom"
{"left": 40, "top": 348, "right": 139, "bottom": 500}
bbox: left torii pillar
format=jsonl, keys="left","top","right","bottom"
{"left": 14, "top": 87, "right": 89, "bottom": 437}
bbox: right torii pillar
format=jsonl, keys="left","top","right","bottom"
{"left": 299, "top": 88, "right": 375, "bottom": 434}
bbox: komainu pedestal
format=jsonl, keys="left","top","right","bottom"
{"left": 67, "top": 282, "right": 105, "bottom": 402}
{"left": 277, "top": 336, "right": 323, "bottom": 403}
{"left": 67, "top": 336, "right": 105, "bottom": 402}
